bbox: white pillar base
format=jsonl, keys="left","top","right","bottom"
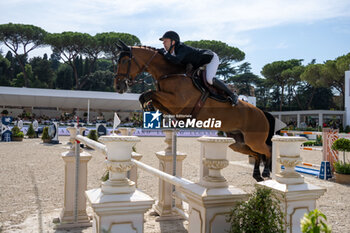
{"left": 56, "top": 150, "right": 92, "bottom": 229}
{"left": 180, "top": 184, "right": 248, "bottom": 233}
{"left": 154, "top": 150, "right": 187, "bottom": 220}
{"left": 86, "top": 188, "right": 154, "bottom": 233}
{"left": 257, "top": 180, "right": 326, "bottom": 233}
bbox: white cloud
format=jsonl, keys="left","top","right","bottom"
{"left": 2, "top": 0, "right": 349, "bottom": 43}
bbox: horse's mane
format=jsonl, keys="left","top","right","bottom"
{"left": 131, "top": 45, "right": 185, "bottom": 72}
{"left": 132, "top": 45, "right": 157, "bottom": 52}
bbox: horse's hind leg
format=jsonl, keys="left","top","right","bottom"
{"left": 261, "top": 154, "right": 271, "bottom": 178}
{"left": 228, "top": 143, "right": 264, "bottom": 182}
{"left": 253, "top": 155, "right": 264, "bottom": 182}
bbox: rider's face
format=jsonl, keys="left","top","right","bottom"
{"left": 162, "top": 38, "right": 175, "bottom": 51}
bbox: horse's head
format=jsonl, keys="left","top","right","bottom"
{"left": 115, "top": 41, "right": 134, "bottom": 93}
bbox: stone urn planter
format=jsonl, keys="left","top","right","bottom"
{"left": 332, "top": 139, "right": 350, "bottom": 184}
{"left": 43, "top": 138, "right": 51, "bottom": 143}
{"left": 335, "top": 173, "right": 350, "bottom": 184}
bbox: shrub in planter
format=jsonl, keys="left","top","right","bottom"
{"left": 333, "top": 161, "right": 350, "bottom": 174}
{"left": 26, "top": 123, "right": 36, "bottom": 138}
{"left": 226, "top": 186, "right": 285, "bottom": 233}
{"left": 11, "top": 126, "right": 24, "bottom": 141}
{"left": 86, "top": 130, "right": 98, "bottom": 149}
{"left": 300, "top": 209, "right": 331, "bottom": 233}
{"left": 315, "top": 135, "right": 323, "bottom": 146}
{"left": 331, "top": 138, "right": 350, "bottom": 183}
{"left": 87, "top": 129, "right": 98, "bottom": 141}
{"left": 331, "top": 138, "right": 350, "bottom": 163}
{"left": 41, "top": 126, "right": 51, "bottom": 143}
{"left": 344, "top": 125, "right": 350, "bottom": 134}
{"left": 303, "top": 141, "right": 315, "bottom": 147}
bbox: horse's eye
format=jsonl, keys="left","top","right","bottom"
{"left": 121, "top": 59, "right": 128, "bottom": 65}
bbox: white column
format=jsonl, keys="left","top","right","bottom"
{"left": 318, "top": 113, "right": 323, "bottom": 128}
{"left": 297, "top": 114, "right": 300, "bottom": 128}
{"left": 56, "top": 127, "right": 92, "bottom": 229}
{"left": 180, "top": 136, "right": 248, "bottom": 233}
{"left": 154, "top": 129, "right": 187, "bottom": 220}
{"left": 87, "top": 99, "right": 90, "bottom": 125}
{"left": 258, "top": 135, "right": 326, "bottom": 233}
{"left": 118, "top": 128, "right": 141, "bottom": 187}
{"left": 85, "top": 135, "right": 154, "bottom": 233}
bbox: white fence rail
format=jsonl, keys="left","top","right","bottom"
{"left": 57, "top": 127, "right": 327, "bottom": 233}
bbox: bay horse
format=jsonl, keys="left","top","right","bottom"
{"left": 114, "top": 42, "right": 276, "bottom": 182}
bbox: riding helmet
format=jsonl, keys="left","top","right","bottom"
{"left": 159, "top": 31, "right": 180, "bottom": 42}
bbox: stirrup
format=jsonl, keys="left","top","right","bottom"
{"left": 228, "top": 96, "right": 237, "bottom": 106}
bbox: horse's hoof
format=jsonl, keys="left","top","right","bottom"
{"left": 262, "top": 171, "right": 270, "bottom": 178}
{"left": 254, "top": 176, "right": 264, "bottom": 182}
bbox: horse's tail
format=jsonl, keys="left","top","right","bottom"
{"left": 263, "top": 111, "right": 275, "bottom": 146}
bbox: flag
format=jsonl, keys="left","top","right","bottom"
{"left": 113, "top": 112, "right": 121, "bottom": 134}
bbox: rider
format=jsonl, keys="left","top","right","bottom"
{"left": 158, "top": 30, "right": 238, "bottom": 106}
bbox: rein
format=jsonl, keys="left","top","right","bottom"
{"left": 117, "top": 49, "right": 158, "bottom": 85}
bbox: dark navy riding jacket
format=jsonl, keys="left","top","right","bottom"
{"left": 160, "top": 42, "right": 214, "bottom": 70}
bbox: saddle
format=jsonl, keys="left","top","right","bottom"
{"left": 186, "top": 66, "right": 230, "bottom": 117}
{"left": 189, "top": 67, "right": 228, "bottom": 103}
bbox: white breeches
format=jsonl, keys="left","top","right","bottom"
{"left": 205, "top": 52, "right": 219, "bottom": 85}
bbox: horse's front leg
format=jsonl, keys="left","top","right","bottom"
{"left": 139, "top": 90, "right": 156, "bottom": 111}
{"left": 140, "top": 90, "right": 183, "bottom": 114}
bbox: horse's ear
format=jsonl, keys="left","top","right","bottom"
{"left": 118, "top": 40, "right": 130, "bottom": 51}
{"left": 116, "top": 43, "right": 122, "bottom": 51}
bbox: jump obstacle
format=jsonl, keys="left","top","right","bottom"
{"left": 280, "top": 128, "right": 341, "bottom": 179}
{"left": 53, "top": 126, "right": 328, "bottom": 233}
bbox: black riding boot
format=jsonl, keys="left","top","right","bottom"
{"left": 212, "top": 78, "right": 238, "bottom": 106}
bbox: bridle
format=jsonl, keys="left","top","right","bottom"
{"left": 116, "top": 48, "right": 158, "bottom": 85}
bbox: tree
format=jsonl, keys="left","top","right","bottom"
{"left": 30, "top": 55, "right": 55, "bottom": 88}
{"left": 0, "top": 23, "right": 47, "bottom": 87}
{"left": 228, "top": 62, "right": 260, "bottom": 96}
{"left": 45, "top": 31, "right": 92, "bottom": 89}
{"left": 4, "top": 51, "right": 21, "bottom": 82}
{"left": 55, "top": 64, "right": 73, "bottom": 89}
{"left": 261, "top": 59, "right": 303, "bottom": 111}
{"left": 50, "top": 51, "right": 61, "bottom": 70}
{"left": 184, "top": 40, "right": 245, "bottom": 80}
{"left": 301, "top": 53, "right": 350, "bottom": 109}
{"left": 11, "top": 64, "right": 33, "bottom": 87}
{"left": 96, "top": 58, "right": 113, "bottom": 71}
{"left": 82, "top": 36, "right": 101, "bottom": 75}
{"left": 95, "top": 32, "right": 141, "bottom": 72}
{"left": 0, "top": 53, "right": 10, "bottom": 86}
{"left": 255, "top": 78, "right": 274, "bottom": 110}
{"left": 281, "top": 65, "right": 305, "bottom": 109}
{"left": 80, "top": 70, "right": 115, "bottom": 92}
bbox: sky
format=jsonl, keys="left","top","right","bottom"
{"left": 1, "top": 0, "right": 350, "bottom": 75}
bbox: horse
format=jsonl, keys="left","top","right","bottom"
{"left": 114, "top": 41, "right": 276, "bottom": 182}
